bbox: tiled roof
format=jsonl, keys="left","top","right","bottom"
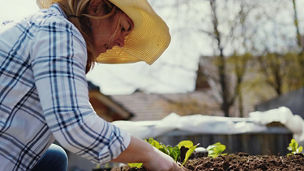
{"left": 110, "top": 90, "right": 222, "bottom": 121}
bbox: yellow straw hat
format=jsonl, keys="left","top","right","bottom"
{"left": 36, "top": 0, "right": 171, "bottom": 65}
{"left": 98, "top": 0, "right": 171, "bottom": 64}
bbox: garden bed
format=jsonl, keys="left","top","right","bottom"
{"left": 112, "top": 153, "right": 304, "bottom": 171}
{"left": 106, "top": 138, "right": 304, "bottom": 171}
{"left": 185, "top": 153, "right": 304, "bottom": 171}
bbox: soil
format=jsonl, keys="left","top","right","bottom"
{"left": 111, "top": 153, "right": 304, "bottom": 171}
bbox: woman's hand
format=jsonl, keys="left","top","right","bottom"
{"left": 112, "top": 136, "right": 188, "bottom": 171}
{"left": 143, "top": 147, "right": 186, "bottom": 171}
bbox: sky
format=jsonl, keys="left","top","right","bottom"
{"left": 0, "top": 0, "right": 39, "bottom": 21}
{"left": 1, "top": 0, "right": 304, "bottom": 95}
{"left": 0, "top": 0, "right": 207, "bottom": 95}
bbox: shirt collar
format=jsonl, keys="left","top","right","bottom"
{"left": 50, "top": 3, "right": 68, "bottom": 19}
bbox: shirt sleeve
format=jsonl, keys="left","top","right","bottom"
{"left": 30, "top": 19, "right": 130, "bottom": 164}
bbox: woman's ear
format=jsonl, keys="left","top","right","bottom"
{"left": 88, "top": 0, "right": 105, "bottom": 15}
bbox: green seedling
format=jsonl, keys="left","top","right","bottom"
{"left": 287, "top": 139, "right": 303, "bottom": 156}
{"left": 177, "top": 140, "right": 199, "bottom": 165}
{"left": 207, "top": 142, "right": 227, "bottom": 158}
{"left": 128, "top": 138, "right": 198, "bottom": 168}
{"left": 127, "top": 163, "right": 143, "bottom": 168}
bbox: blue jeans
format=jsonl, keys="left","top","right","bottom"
{"left": 31, "top": 144, "right": 68, "bottom": 171}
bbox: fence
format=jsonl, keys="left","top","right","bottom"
{"left": 156, "top": 126, "right": 292, "bottom": 155}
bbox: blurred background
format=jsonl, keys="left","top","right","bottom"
{"left": 1, "top": 0, "right": 304, "bottom": 170}
{"left": 2, "top": 0, "right": 304, "bottom": 118}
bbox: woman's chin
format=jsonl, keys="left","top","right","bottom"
{"left": 97, "top": 49, "right": 107, "bottom": 54}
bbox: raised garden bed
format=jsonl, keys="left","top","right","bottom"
{"left": 111, "top": 153, "right": 304, "bottom": 171}
{"left": 185, "top": 153, "right": 304, "bottom": 171}
{"left": 108, "top": 138, "right": 304, "bottom": 171}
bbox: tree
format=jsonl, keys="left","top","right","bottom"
{"left": 257, "top": 52, "right": 288, "bottom": 96}
{"left": 292, "top": 0, "right": 303, "bottom": 52}
{"left": 291, "top": 0, "right": 304, "bottom": 86}
{"left": 209, "top": 0, "right": 230, "bottom": 116}
{"left": 198, "top": 0, "right": 257, "bottom": 117}
{"left": 255, "top": 0, "right": 304, "bottom": 96}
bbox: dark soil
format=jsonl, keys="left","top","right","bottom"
{"left": 111, "top": 153, "right": 304, "bottom": 171}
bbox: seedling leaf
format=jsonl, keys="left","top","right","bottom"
{"left": 159, "top": 146, "right": 170, "bottom": 155}
{"left": 298, "top": 146, "right": 303, "bottom": 153}
{"left": 182, "top": 144, "right": 199, "bottom": 165}
{"left": 207, "top": 142, "right": 226, "bottom": 158}
{"left": 167, "top": 146, "right": 180, "bottom": 161}
{"left": 128, "top": 163, "right": 143, "bottom": 168}
{"left": 287, "top": 139, "right": 303, "bottom": 156}
{"left": 178, "top": 140, "right": 194, "bottom": 149}
{"left": 147, "top": 138, "right": 162, "bottom": 150}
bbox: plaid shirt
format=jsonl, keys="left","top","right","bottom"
{"left": 0, "top": 4, "right": 130, "bottom": 170}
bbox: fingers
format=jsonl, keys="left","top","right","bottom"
{"left": 172, "top": 163, "right": 187, "bottom": 171}
{"left": 182, "top": 166, "right": 191, "bottom": 171}
{"left": 175, "top": 163, "right": 190, "bottom": 171}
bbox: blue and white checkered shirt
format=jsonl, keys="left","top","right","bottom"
{"left": 0, "top": 4, "right": 130, "bottom": 170}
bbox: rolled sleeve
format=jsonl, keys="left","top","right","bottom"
{"left": 30, "top": 19, "right": 130, "bottom": 163}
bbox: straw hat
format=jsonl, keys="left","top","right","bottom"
{"left": 98, "top": 0, "right": 171, "bottom": 64}
{"left": 37, "top": 0, "right": 171, "bottom": 65}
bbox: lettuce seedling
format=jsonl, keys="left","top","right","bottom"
{"left": 127, "top": 138, "right": 198, "bottom": 168}
{"left": 207, "top": 142, "right": 227, "bottom": 158}
{"left": 128, "top": 138, "right": 174, "bottom": 168}
{"left": 177, "top": 140, "right": 199, "bottom": 165}
{"left": 147, "top": 138, "right": 181, "bottom": 162}
{"left": 287, "top": 139, "right": 303, "bottom": 156}
{"left": 167, "top": 145, "right": 180, "bottom": 161}
{"left": 127, "top": 163, "right": 143, "bottom": 168}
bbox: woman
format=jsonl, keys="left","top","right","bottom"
{"left": 0, "top": 0, "right": 183, "bottom": 170}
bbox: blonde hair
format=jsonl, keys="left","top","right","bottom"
{"left": 36, "top": 0, "right": 119, "bottom": 73}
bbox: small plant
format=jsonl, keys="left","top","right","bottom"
{"left": 207, "top": 142, "right": 227, "bottom": 158}
{"left": 128, "top": 138, "right": 198, "bottom": 168}
{"left": 177, "top": 140, "right": 199, "bottom": 165}
{"left": 127, "top": 162, "right": 143, "bottom": 169}
{"left": 287, "top": 139, "right": 303, "bottom": 156}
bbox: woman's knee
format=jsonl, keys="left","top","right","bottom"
{"left": 47, "top": 144, "right": 68, "bottom": 163}
{"left": 32, "top": 144, "right": 68, "bottom": 171}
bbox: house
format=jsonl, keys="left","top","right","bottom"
{"left": 87, "top": 62, "right": 222, "bottom": 121}
{"left": 89, "top": 81, "right": 221, "bottom": 121}
{"left": 109, "top": 90, "right": 221, "bottom": 121}
{"left": 87, "top": 56, "right": 226, "bottom": 121}
{"left": 255, "top": 87, "right": 304, "bottom": 118}
{"left": 88, "top": 81, "right": 134, "bottom": 121}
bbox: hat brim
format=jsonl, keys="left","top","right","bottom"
{"left": 95, "top": 0, "right": 171, "bottom": 65}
